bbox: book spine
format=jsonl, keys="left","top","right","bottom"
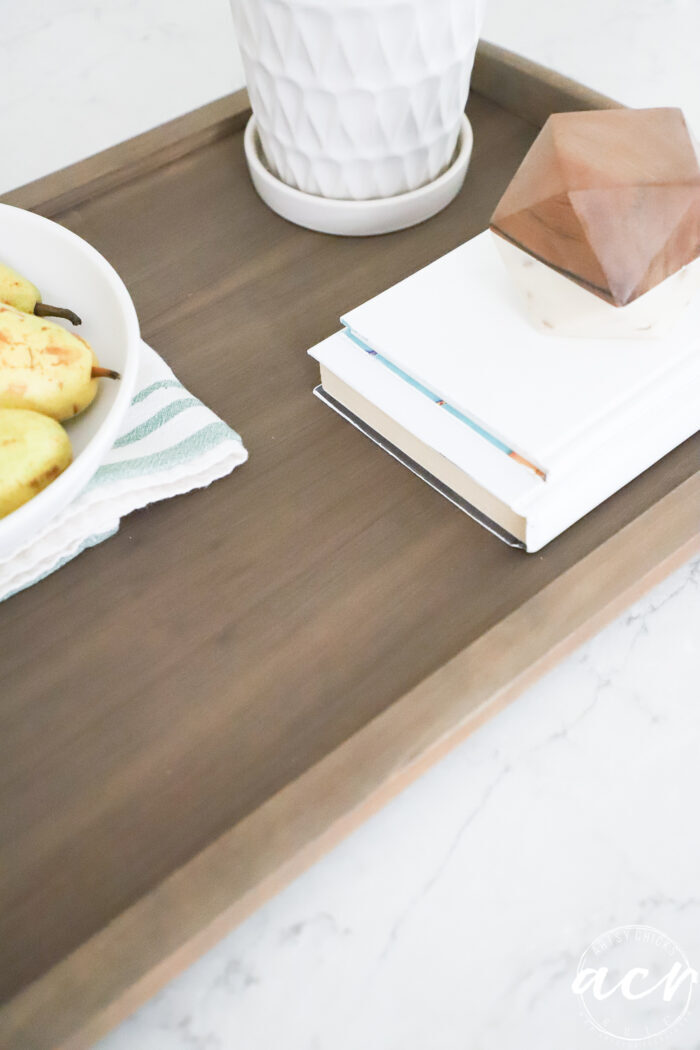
{"left": 343, "top": 326, "right": 546, "bottom": 481}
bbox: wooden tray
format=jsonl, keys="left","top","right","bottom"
{"left": 1, "top": 43, "right": 698, "bottom": 1050}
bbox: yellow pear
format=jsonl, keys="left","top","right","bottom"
{"left": 0, "top": 305, "right": 118, "bottom": 421}
{"left": 0, "top": 261, "right": 82, "bottom": 325}
{"left": 0, "top": 408, "right": 72, "bottom": 518}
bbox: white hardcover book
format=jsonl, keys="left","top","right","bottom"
{"left": 309, "top": 332, "right": 539, "bottom": 507}
{"left": 308, "top": 329, "right": 700, "bottom": 551}
{"left": 340, "top": 231, "right": 700, "bottom": 481}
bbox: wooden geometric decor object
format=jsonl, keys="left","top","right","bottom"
{"left": 490, "top": 108, "right": 700, "bottom": 337}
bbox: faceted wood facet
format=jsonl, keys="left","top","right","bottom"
{"left": 490, "top": 108, "right": 700, "bottom": 306}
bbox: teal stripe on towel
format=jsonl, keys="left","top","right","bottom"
{"left": 92, "top": 422, "right": 240, "bottom": 485}
{"left": 131, "top": 379, "right": 184, "bottom": 405}
{"left": 113, "top": 397, "right": 201, "bottom": 448}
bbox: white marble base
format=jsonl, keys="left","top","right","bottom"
{"left": 96, "top": 553, "right": 700, "bottom": 1050}
{"left": 493, "top": 234, "right": 700, "bottom": 338}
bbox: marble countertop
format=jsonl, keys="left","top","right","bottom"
{"left": 1, "top": 2, "right": 698, "bottom": 1047}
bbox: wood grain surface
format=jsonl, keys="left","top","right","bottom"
{"left": 491, "top": 107, "right": 700, "bottom": 305}
{"left": 472, "top": 40, "right": 622, "bottom": 125}
{"left": 0, "top": 44, "right": 697, "bottom": 1050}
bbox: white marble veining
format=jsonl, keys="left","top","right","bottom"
{"left": 96, "top": 553, "right": 700, "bottom": 1050}
{"left": 494, "top": 235, "right": 700, "bottom": 339}
{"left": 1, "top": 2, "right": 698, "bottom": 1047}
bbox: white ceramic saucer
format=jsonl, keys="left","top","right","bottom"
{"left": 243, "top": 113, "right": 473, "bottom": 236}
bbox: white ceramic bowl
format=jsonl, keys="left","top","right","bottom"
{"left": 0, "top": 203, "right": 140, "bottom": 560}
{"left": 244, "top": 112, "right": 473, "bottom": 236}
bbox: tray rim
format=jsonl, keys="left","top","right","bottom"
{"left": 2, "top": 42, "right": 697, "bottom": 1050}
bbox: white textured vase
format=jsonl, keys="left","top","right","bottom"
{"left": 230, "top": 0, "right": 484, "bottom": 200}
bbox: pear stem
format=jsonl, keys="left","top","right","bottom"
{"left": 34, "top": 302, "right": 82, "bottom": 325}
{"left": 91, "top": 366, "right": 121, "bottom": 380}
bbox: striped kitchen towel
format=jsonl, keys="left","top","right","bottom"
{"left": 0, "top": 340, "right": 248, "bottom": 601}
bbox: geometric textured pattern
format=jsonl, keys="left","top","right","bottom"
{"left": 231, "top": 0, "right": 484, "bottom": 200}
{"left": 490, "top": 108, "right": 700, "bottom": 306}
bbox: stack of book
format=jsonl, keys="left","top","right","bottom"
{"left": 308, "top": 232, "right": 700, "bottom": 552}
